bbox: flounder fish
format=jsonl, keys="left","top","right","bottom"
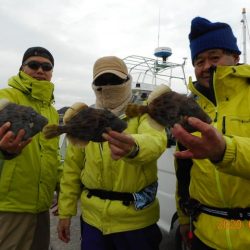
{"left": 43, "top": 102, "right": 127, "bottom": 146}
{"left": 125, "top": 85, "right": 212, "bottom": 132}
{"left": 0, "top": 99, "right": 48, "bottom": 140}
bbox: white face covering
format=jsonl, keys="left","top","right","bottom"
{"left": 92, "top": 76, "right": 132, "bottom": 116}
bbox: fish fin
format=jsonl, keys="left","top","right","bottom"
{"left": 43, "top": 124, "right": 62, "bottom": 139}
{"left": 147, "top": 116, "right": 165, "bottom": 131}
{"left": 125, "top": 103, "right": 148, "bottom": 118}
{"left": 105, "top": 127, "right": 112, "bottom": 132}
{"left": 67, "top": 135, "right": 89, "bottom": 147}
{"left": 148, "top": 84, "right": 172, "bottom": 103}
{"left": 63, "top": 102, "right": 88, "bottom": 124}
{"left": 0, "top": 99, "right": 10, "bottom": 111}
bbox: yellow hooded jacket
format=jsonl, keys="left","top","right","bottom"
{"left": 0, "top": 72, "right": 60, "bottom": 213}
{"left": 176, "top": 64, "right": 250, "bottom": 250}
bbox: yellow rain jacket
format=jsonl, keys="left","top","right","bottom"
{"left": 59, "top": 113, "right": 167, "bottom": 234}
{"left": 176, "top": 65, "right": 250, "bottom": 250}
{"left": 0, "top": 71, "right": 60, "bottom": 213}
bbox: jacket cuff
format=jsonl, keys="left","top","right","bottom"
{"left": 214, "top": 136, "right": 235, "bottom": 170}
{"left": 126, "top": 142, "right": 140, "bottom": 159}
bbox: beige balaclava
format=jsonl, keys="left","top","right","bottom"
{"left": 92, "top": 56, "right": 132, "bottom": 116}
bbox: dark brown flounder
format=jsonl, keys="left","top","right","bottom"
{"left": 125, "top": 85, "right": 212, "bottom": 132}
{"left": 43, "top": 102, "right": 127, "bottom": 146}
{"left": 0, "top": 99, "right": 48, "bottom": 140}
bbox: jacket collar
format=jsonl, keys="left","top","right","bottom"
{"left": 8, "top": 71, "right": 55, "bottom": 104}
{"left": 189, "top": 64, "right": 250, "bottom": 104}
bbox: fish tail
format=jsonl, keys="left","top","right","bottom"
{"left": 125, "top": 103, "right": 148, "bottom": 118}
{"left": 43, "top": 124, "right": 63, "bottom": 139}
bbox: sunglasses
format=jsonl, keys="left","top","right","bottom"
{"left": 94, "top": 73, "right": 128, "bottom": 86}
{"left": 23, "top": 61, "right": 53, "bottom": 71}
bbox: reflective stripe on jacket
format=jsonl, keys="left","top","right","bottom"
{"left": 0, "top": 71, "right": 60, "bottom": 213}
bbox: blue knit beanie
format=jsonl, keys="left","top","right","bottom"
{"left": 189, "top": 17, "right": 241, "bottom": 63}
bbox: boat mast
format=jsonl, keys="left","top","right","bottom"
{"left": 241, "top": 8, "right": 247, "bottom": 63}
{"left": 157, "top": 8, "right": 160, "bottom": 47}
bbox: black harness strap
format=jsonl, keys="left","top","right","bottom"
{"left": 176, "top": 142, "right": 193, "bottom": 203}
{"left": 179, "top": 197, "right": 250, "bottom": 221}
{"left": 86, "top": 188, "right": 134, "bottom": 202}
{"left": 200, "top": 204, "right": 250, "bottom": 220}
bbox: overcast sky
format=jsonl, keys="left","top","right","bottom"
{"left": 0, "top": 0, "right": 249, "bottom": 109}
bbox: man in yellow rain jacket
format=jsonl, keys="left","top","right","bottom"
{"left": 58, "top": 56, "right": 167, "bottom": 250}
{"left": 0, "top": 47, "right": 60, "bottom": 250}
{"left": 173, "top": 17, "right": 250, "bottom": 250}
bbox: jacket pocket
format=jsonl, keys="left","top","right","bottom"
{"left": 0, "top": 161, "right": 17, "bottom": 196}
{"left": 222, "top": 115, "right": 250, "bottom": 136}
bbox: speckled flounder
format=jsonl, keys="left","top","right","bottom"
{"left": 43, "top": 102, "right": 127, "bottom": 146}
{"left": 125, "top": 85, "right": 212, "bottom": 132}
{"left": 0, "top": 99, "right": 48, "bottom": 140}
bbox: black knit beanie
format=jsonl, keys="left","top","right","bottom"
{"left": 22, "top": 46, "right": 54, "bottom": 65}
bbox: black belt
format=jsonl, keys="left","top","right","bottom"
{"left": 86, "top": 188, "right": 134, "bottom": 203}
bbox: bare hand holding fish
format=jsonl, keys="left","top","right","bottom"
{"left": 0, "top": 122, "right": 31, "bottom": 156}
{"left": 0, "top": 99, "right": 48, "bottom": 156}
{"left": 172, "top": 117, "right": 226, "bottom": 162}
{"left": 102, "top": 130, "right": 137, "bottom": 160}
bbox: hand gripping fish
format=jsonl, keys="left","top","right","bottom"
{"left": 43, "top": 102, "right": 127, "bottom": 146}
{"left": 125, "top": 85, "right": 212, "bottom": 132}
{"left": 0, "top": 99, "right": 48, "bottom": 140}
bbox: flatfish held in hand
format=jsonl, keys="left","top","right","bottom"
{"left": 125, "top": 85, "right": 212, "bottom": 132}
{"left": 0, "top": 99, "right": 48, "bottom": 140}
{"left": 43, "top": 102, "right": 127, "bottom": 146}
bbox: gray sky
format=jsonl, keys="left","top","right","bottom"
{"left": 0, "top": 0, "right": 249, "bottom": 108}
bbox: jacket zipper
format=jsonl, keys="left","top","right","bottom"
{"left": 222, "top": 116, "right": 226, "bottom": 135}
{"left": 214, "top": 111, "right": 218, "bottom": 123}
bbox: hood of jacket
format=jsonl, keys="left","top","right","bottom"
{"left": 8, "top": 71, "right": 55, "bottom": 104}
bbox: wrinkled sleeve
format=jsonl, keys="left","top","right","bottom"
{"left": 123, "top": 114, "right": 167, "bottom": 164}
{"left": 59, "top": 142, "right": 85, "bottom": 219}
{"left": 215, "top": 135, "right": 250, "bottom": 180}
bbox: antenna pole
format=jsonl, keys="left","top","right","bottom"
{"left": 241, "top": 8, "right": 247, "bottom": 63}
{"left": 157, "top": 9, "right": 160, "bottom": 47}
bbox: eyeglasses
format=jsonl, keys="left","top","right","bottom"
{"left": 23, "top": 61, "right": 53, "bottom": 71}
